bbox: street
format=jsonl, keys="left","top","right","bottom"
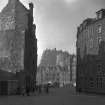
{"left": 0, "top": 87, "right": 105, "bottom": 105}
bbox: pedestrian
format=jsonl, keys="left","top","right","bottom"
{"left": 25, "top": 75, "right": 31, "bottom": 96}
{"left": 38, "top": 85, "right": 42, "bottom": 94}
{"left": 25, "top": 82, "right": 30, "bottom": 96}
{"left": 46, "top": 83, "right": 49, "bottom": 94}
{"left": 16, "top": 87, "right": 21, "bottom": 95}
{"left": 26, "top": 86, "right": 30, "bottom": 96}
{"left": 21, "top": 86, "right": 26, "bottom": 96}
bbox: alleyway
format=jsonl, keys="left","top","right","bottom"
{"left": 1, "top": 87, "right": 105, "bottom": 105}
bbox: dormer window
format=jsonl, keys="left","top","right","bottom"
{"left": 98, "top": 12, "right": 102, "bottom": 19}
{"left": 96, "top": 9, "right": 105, "bottom": 19}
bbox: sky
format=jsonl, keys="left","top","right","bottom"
{"left": 0, "top": 0, "right": 105, "bottom": 64}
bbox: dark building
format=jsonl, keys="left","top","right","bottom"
{"left": 76, "top": 9, "right": 105, "bottom": 94}
{"left": 0, "top": 0, "right": 37, "bottom": 94}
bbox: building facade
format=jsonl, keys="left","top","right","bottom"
{"left": 70, "top": 55, "right": 76, "bottom": 84}
{"left": 37, "top": 49, "right": 76, "bottom": 87}
{"left": 76, "top": 9, "right": 105, "bottom": 94}
{"left": 40, "top": 48, "right": 57, "bottom": 67}
{"left": 0, "top": 0, "right": 37, "bottom": 94}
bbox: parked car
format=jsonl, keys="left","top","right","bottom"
{"left": 48, "top": 81, "right": 53, "bottom": 87}
{"left": 72, "top": 82, "right": 76, "bottom": 87}
{"left": 53, "top": 82, "right": 59, "bottom": 88}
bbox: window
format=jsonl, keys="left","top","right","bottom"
{"left": 96, "top": 77, "right": 102, "bottom": 88}
{"left": 90, "top": 78, "right": 94, "bottom": 88}
{"left": 98, "top": 37, "right": 102, "bottom": 44}
{"left": 89, "top": 38, "right": 93, "bottom": 48}
{"left": 97, "top": 64, "right": 103, "bottom": 74}
{"left": 98, "top": 12, "right": 102, "bottom": 19}
{"left": 97, "top": 25, "right": 102, "bottom": 33}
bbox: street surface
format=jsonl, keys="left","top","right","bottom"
{"left": 0, "top": 87, "right": 105, "bottom": 105}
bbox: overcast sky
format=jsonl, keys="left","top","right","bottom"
{"left": 0, "top": 0, "right": 105, "bottom": 64}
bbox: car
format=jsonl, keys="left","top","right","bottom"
{"left": 73, "top": 82, "right": 76, "bottom": 87}
{"left": 48, "top": 81, "right": 53, "bottom": 87}
{"left": 53, "top": 82, "right": 59, "bottom": 88}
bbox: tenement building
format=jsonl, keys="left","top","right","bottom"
{"left": 76, "top": 9, "right": 105, "bottom": 94}
{"left": 38, "top": 48, "right": 76, "bottom": 87}
{"left": 0, "top": 0, "right": 37, "bottom": 95}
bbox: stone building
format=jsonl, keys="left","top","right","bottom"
{"left": 69, "top": 55, "right": 76, "bottom": 85}
{"left": 0, "top": 0, "right": 37, "bottom": 95}
{"left": 40, "top": 48, "right": 57, "bottom": 66}
{"left": 76, "top": 9, "right": 105, "bottom": 94}
{"left": 38, "top": 49, "right": 76, "bottom": 87}
{"left": 56, "top": 51, "right": 71, "bottom": 86}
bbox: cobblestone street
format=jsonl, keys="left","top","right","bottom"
{"left": 0, "top": 87, "right": 105, "bottom": 105}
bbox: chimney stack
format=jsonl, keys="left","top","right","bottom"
{"left": 29, "top": 2, "right": 34, "bottom": 16}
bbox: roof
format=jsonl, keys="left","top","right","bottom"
{"left": 78, "top": 9, "right": 105, "bottom": 34}
{"left": 96, "top": 9, "right": 105, "bottom": 13}
{"left": 0, "top": 0, "right": 28, "bottom": 16}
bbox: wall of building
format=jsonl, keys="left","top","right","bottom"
{"left": 76, "top": 9, "right": 105, "bottom": 93}
{"left": 0, "top": 0, "right": 30, "bottom": 73}
{"left": 40, "top": 48, "right": 57, "bottom": 66}
{"left": 38, "top": 45, "right": 77, "bottom": 88}
{"left": 0, "top": 0, "right": 37, "bottom": 94}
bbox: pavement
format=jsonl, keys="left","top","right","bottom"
{"left": 0, "top": 87, "right": 105, "bottom": 105}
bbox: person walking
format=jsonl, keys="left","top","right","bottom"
{"left": 46, "top": 83, "right": 49, "bottom": 94}
{"left": 25, "top": 84, "right": 30, "bottom": 96}
{"left": 38, "top": 84, "right": 42, "bottom": 94}
{"left": 25, "top": 75, "right": 31, "bottom": 96}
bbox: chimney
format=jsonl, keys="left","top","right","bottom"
{"left": 29, "top": 2, "right": 34, "bottom": 16}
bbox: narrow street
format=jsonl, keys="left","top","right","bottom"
{"left": 0, "top": 87, "right": 105, "bottom": 105}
